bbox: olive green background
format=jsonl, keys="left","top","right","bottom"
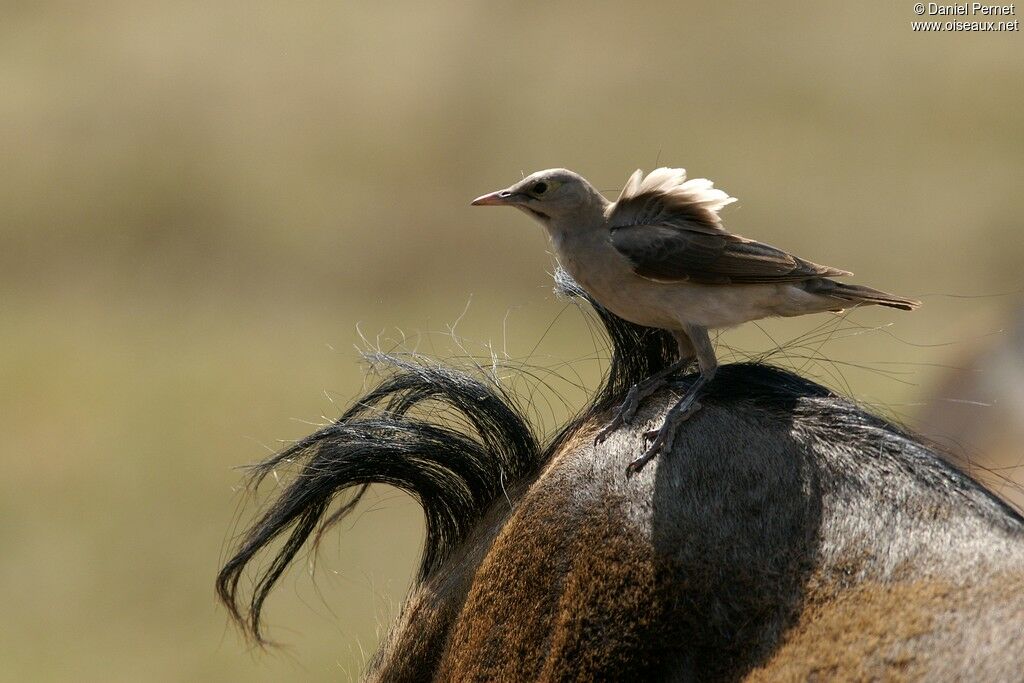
{"left": 2, "top": 2, "right": 1021, "bottom": 680}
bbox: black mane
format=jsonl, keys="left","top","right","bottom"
{"left": 216, "top": 267, "right": 683, "bottom": 642}
{"left": 215, "top": 356, "right": 541, "bottom": 642}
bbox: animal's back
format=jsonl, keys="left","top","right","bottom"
{"left": 423, "top": 366, "right": 1024, "bottom": 681}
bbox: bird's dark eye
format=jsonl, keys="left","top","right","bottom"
{"left": 531, "top": 181, "right": 548, "bottom": 195}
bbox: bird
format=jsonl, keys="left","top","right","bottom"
{"left": 471, "top": 167, "right": 920, "bottom": 476}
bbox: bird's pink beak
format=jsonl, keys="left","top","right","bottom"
{"left": 470, "top": 189, "right": 516, "bottom": 206}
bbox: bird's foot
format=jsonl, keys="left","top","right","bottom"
{"left": 594, "top": 359, "right": 689, "bottom": 446}
{"left": 625, "top": 377, "right": 708, "bottom": 477}
{"left": 594, "top": 385, "right": 641, "bottom": 444}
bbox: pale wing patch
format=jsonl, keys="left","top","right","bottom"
{"left": 614, "top": 167, "right": 737, "bottom": 230}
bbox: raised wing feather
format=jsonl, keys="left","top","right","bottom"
{"left": 608, "top": 168, "right": 851, "bottom": 284}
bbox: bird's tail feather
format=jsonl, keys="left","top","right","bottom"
{"left": 805, "top": 279, "right": 920, "bottom": 311}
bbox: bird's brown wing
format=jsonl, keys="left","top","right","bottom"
{"left": 608, "top": 168, "right": 851, "bottom": 285}
{"left": 609, "top": 225, "right": 849, "bottom": 284}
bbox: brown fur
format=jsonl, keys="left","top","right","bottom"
{"left": 750, "top": 573, "right": 1024, "bottom": 682}
{"left": 435, "top": 484, "right": 671, "bottom": 681}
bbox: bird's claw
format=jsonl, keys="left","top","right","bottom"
{"left": 627, "top": 428, "right": 675, "bottom": 477}
{"left": 626, "top": 400, "right": 702, "bottom": 477}
{"left": 593, "top": 385, "right": 641, "bottom": 445}
{"left": 624, "top": 459, "right": 647, "bottom": 478}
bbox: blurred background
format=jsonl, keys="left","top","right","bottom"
{"left": 2, "top": 2, "right": 1022, "bottom": 680}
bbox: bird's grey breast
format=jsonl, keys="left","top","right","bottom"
{"left": 549, "top": 228, "right": 622, "bottom": 293}
{"left": 549, "top": 226, "right": 685, "bottom": 330}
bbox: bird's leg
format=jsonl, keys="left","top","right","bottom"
{"left": 593, "top": 355, "right": 692, "bottom": 445}
{"left": 626, "top": 325, "right": 718, "bottom": 477}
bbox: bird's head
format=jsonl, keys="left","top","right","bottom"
{"left": 471, "top": 168, "right": 607, "bottom": 229}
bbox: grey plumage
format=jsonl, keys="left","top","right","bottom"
{"left": 472, "top": 166, "right": 920, "bottom": 473}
